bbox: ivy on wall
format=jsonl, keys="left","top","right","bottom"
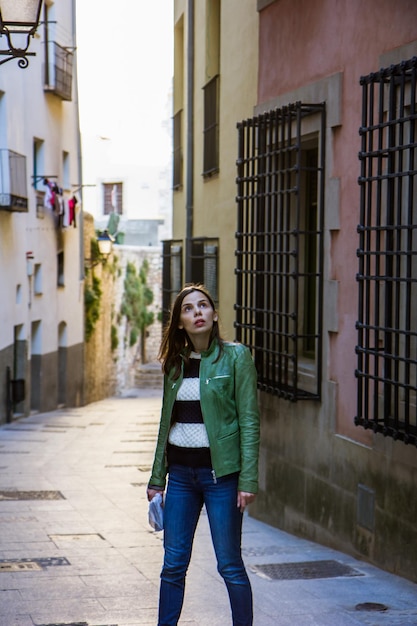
{"left": 84, "top": 273, "right": 102, "bottom": 342}
{"left": 84, "top": 237, "right": 119, "bottom": 343}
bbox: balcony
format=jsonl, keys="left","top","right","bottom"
{"left": 44, "top": 42, "right": 73, "bottom": 101}
{"left": 0, "top": 150, "right": 28, "bottom": 212}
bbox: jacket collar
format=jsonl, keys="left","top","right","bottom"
{"left": 181, "top": 338, "right": 219, "bottom": 360}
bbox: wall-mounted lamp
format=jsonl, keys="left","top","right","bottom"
{"left": 85, "top": 230, "right": 114, "bottom": 268}
{"left": 0, "top": 0, "right": 43, "bottom": 68}
{"left": 97, "top": 230, "right": 114, "bottom": 257}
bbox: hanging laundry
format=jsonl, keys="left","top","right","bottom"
{"left": 43, "top": 179, "right": 55, "bottom": 210}
{"left": 68, "top": 196, "right": 77, "bottom": 227}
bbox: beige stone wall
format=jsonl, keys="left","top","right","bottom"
{"left": 83, "top": 213, "right": 117, "bottom": 404}
{"left": 83, "top": 213, "right": 163, "bottom": 401}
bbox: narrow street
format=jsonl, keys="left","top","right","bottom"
{"left": 0, "top": 392, "right": 416, "bottom": 626}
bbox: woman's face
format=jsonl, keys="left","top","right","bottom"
{"left": 178, "top": 290, "right": 218, "bottom": 349}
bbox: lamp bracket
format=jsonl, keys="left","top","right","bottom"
{"left": 0, "top": 31, "right": 36, "bottom": 68}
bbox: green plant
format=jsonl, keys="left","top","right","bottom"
{"left": 120, "top": 259, "right": 154, "bottom": 361}
{"left": 111, "top": 324, "right": 119, "bottom": 351}
{"left": 84, "top": 274, "right": 102, "bottom": 341}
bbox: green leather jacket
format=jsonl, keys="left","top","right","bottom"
{"left": 149, "top": 340, "right": 260, "bottom": 494}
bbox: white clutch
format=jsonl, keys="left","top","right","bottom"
{"left": 148, "top": 492, "right": 164, "bottom": 531}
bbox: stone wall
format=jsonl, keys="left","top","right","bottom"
{"left": 112, "top": 245, "right": 163, "bottom": 393}
{"left": 83, "top": 213, "right": 163, "bottom": 401}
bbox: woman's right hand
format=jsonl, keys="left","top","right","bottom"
{"left": 147, "top": 487, "right": 163, "bottom": 502}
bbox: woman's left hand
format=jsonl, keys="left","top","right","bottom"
{"left": 237, "top": 491, "right": 257, "bottom": 512}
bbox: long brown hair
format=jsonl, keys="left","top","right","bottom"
{"left": 159, "top": 283, "right": 223, "bottom": 378}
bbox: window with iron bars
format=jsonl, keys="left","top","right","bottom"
{"left": 162, "top": 238, "right": 219, "bottom": 327}
{"left": 173, "top": 110, "right": 183, "bottom": 189}
{"left": 189, "top": 238, "right": 219, "bottom": 306}
{"left": 203, "top": 75, "right": 219, "bottom": 176}
{"left": 103, "top": 182, "right": 123, "bottom": 215}
{"left": 235, "top": 102, "right": 325, "bottom": 401}
{"left": 355, "top": 56, "right": 417, "bottom": 446}
{"left": 162, "top": 240, "right": 183, "bottom": 328}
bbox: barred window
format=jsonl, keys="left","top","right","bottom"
{"left": 162, "top": 240, "right": 183, "bottom": 327}
{"left": 235, "top": 103, "right": 325, "bottom": 400}
{"left": 103, "top": 182, "right": 123, "bottom": 216}
{"left": 203, "top": 75, "right": 219, "bottom": 176}
{"left": 173, "top": 110, "right": 183, "bottom": 189}
{"left": 355, "top": 57, "right": 417, "bottom": 445}
{"left": 190, "top": 237, "right": 219, "bottom": 305}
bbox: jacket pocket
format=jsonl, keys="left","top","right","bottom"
{"left": 204, "top": 374, "right": 233, "bottom": 399}
{"left": 216, "top": 427, "right": 241, "bottom": 469}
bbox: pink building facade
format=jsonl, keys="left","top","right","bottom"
{"left": 243, "top": 0, "right": 417, "bottom": 581}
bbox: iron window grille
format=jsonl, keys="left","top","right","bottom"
{"left": 203, "top": 75, "right": 220, "bottom": 177}
{"left": 355, "top": 56, "right": 417, "bottom": 445}
{"left": 162, "top": 239, "right": 183, "bottom": 327}
{"left": 103, "top": 182, "right": 123, "bottom": 215}
{"left": 235, "top": 102, "right": 325, "bottom": 401}
{"left": 173, "top": 110, "right": 183, "bottom": 189}
{"left": 0, "top": 150, "right": 28, "bottom": 212}
{"left": 190, "top": 238, "right": 219, "bottom": 306}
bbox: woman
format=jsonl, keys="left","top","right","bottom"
{"left": 147, "top": 284, "right": 260, "bottom": 626}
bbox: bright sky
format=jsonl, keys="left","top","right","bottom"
{"left": 75, "top": 0, "right": 174, "bottom": 168}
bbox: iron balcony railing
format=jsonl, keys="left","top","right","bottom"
{"left": 0, "top": 150, "right": 28, "bottom": 212}
{"left": 44, "top": 41, "right": 73, "bottom": 101}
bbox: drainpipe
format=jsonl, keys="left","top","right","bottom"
{"left": 71, "top": 0, "right": 84, "bottom": 281}
{"left": 185, "top": 0, "right": 194, "bottom": 282}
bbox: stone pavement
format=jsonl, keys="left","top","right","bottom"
{"left": 0, "top": 391, "right": 417, "bottom": 626}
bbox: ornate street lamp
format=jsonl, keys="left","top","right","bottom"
{"left": 0, "top": 0, "right": 43, "bottom": 68}
{"left": 97, "top": 230, "right": 114, "bottom": 258}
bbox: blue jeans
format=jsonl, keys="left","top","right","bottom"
{"left": 158, "top": 465, "right": 253, "bottom": 626}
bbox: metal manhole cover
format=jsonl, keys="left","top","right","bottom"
{"left": 0, "top": 490, "right": 65, "bottom": 500}
{"left": 249, "top": 559, "right": 363, "bottom": 580}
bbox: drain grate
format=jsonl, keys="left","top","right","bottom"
{"left": 0, "top": 490, "right": 65, "bottom": 500}
{"left": 0, "top": 561, "right": 42, "bottom": 572}
{"left": 0, "top": 450, "right": 30, "bottom": 454}
{"left": 0, "top": 557, "right": 70, "bottom": 571}
{"left": 49, "top": 533, "right": 104, "bottom": 542}
{"left": 37, "top": 623, "right": 89, "bottom": 626}
{"left": 36, "top": 623, "right": 118, "bottom": 626}
{"left": 249, "top": 559, "right": 363, "bottom": 581}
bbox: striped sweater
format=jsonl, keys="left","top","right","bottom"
{"left": 167, "top": 352, "right": 212, "bottom": 468}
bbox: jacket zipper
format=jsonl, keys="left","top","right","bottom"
{"left": 205, "top": 375, "right": 230, "bottom": 385}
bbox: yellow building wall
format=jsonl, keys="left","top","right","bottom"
{"left": 173, "top": 0, "right": 258, "bottom": 338}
